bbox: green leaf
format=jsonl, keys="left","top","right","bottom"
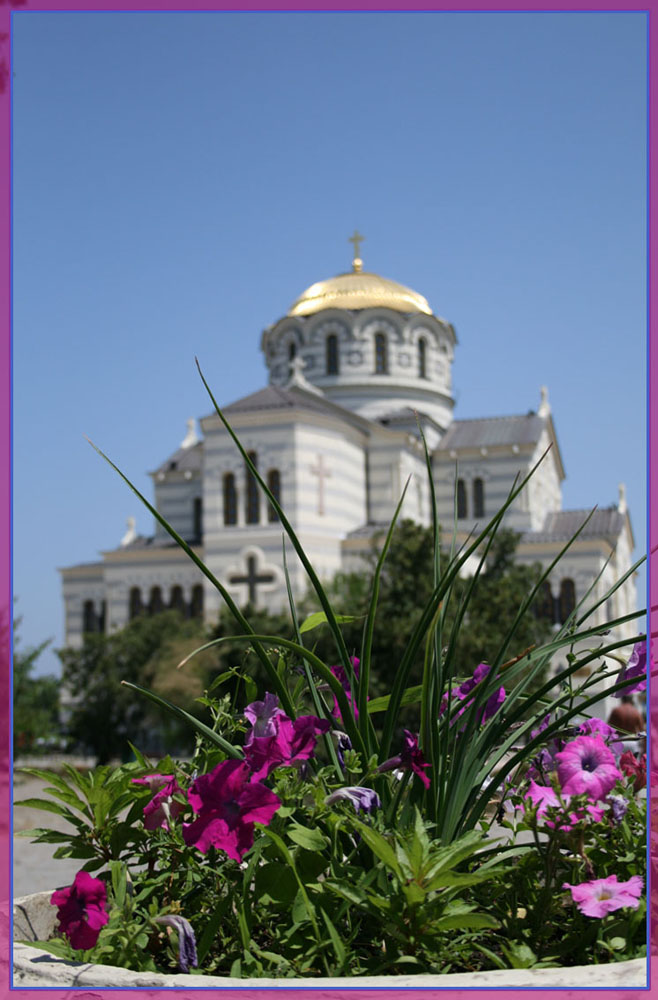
{"left": 13, "top": 798, "right": 85, "bottom": 826}
{"left": 367, "top": 685, "right": 422, "bottom": 714}
{"left": 502, "top": 942, "right": 538, "bottom": 968}
{"left": 287, "top": 824, "right": 329, "bottom": 852}
{"left": 255, "top": 862, "right": 298, "bottom": 903}
{"left": 300, "top": 611, "right": 357, "bottom": 634}
{"left": 352, "top": 821, "right": 402, "bottom": 880}
{"left": 110, "top": 861, "right": 127, "bottom": 909}
{"left": 319, "top": 907, "right": 346, "bottom": 971}
{"left": 434, "top": 912, "right": 499, "bottom": 930}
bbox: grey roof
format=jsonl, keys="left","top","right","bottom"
{"left": 377, "top": 407, "right": 445, "bottom": 432}
{"left": 152, "top": 440, "right": 203, "bottom": 476}
{"left": 436, "top": 413, "right": 546, "bottom": 451}
{"left": 222, "top": 385, "right": 337, "bottom": 417}
{"left": 522, "top": 507, "right": 626, "bottom": 544}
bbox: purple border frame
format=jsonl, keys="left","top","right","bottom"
{"left": 1, "top": 1, "right": 653, "bottom": 997}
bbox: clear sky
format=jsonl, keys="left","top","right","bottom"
{"left": 11, "top": 9, "right": 647, "bottom": 678}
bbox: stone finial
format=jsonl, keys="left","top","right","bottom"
{"left": 120, "top": 516, "right": 137, "bottom": 547}
{"left": 286, "top": 355, "right": 323, "bottom": 395}
{"left": 618, "top": 482, "right": 627, "bottom": 514}
{"left": 180, "top": 417, "right": 199, "bottom": 449}
{"left": 538, "top": 385, "right": 550, "bottom": 418}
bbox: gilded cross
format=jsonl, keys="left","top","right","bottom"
{"left": 348, "top": 229, "right": 365, "bottom": 267}
{"left": 310, "top": 454, "right": 332, "bottom": 516}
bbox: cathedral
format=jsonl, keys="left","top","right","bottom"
{"left": 60, "top": 237, "right": 636, "bottom": 668}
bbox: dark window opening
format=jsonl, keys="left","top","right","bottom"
{"left": 82, "top": 600, "right": 97, "bottom": 633}
{"left": 223, "top": 473, "right": 237, "bottom": 525}
{"left": 457, "top": 478, "right": 468, "bottom": 519}
{"left": 558, "top": 579, "right": 576, "bottom": 624}
{"left": 148, "top": 586, "right": 164, "bottom": 615}
{"left": 418, "top": 338, "right": 427, "bottom": 379}
{"left": 288, "top": 342, "right": 297, "bottom": 361}
{"left": 326, "top": 334, "right": 339, "bottom": 375}
{"left": 193, "top": 497, "right": 203, "bottom": 539}
{"left": 169, "top": 585, "right": 186, "bottom": 615}
{"left": 190, "top": 584, "right": 203, "bottom": 618}
{"left": 129, "top": 587, "right": 142, "bottom": 620}
{"left": 374, "top": 332, "right": 388, "bottom": 374}
{"left": 246, "top": 451, "right": 260, "bottom": 525}
{"left": 473, "top": 478, "right": 485, "bottom": 518}
{"left": 267, "top": 468, "right": 281, "bottom": 522}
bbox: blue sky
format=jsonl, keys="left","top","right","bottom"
{"left": 11, "top": 10, "right": 647, "bottom": 677}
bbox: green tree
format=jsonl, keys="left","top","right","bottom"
{"left": 57, "top": 611, "right": 217, "bottom": 764}
{"left": 13, "top": 620, "right": 60, "bottom": 755}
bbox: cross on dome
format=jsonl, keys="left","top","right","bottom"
{"left": 348, "top": 229, "right": 365, "bottom": 272}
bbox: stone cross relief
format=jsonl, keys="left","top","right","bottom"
{"left": 310, "top": 454, "right": 332, "bottom": 516}
{"left": 228, "top": 555, "right": 275, "bottom": 605}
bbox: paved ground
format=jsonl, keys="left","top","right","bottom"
{"left": 13, "top": 767, "right": 96, "bottom": 898}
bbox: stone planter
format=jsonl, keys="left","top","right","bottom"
{"left": 13, "top": 890, "right": 647, "bottom": 989}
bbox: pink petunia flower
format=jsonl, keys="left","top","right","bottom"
{"left": 520, "top": 781, "right": 606, "bottom": 831}
{"left": 182, "top": 759, "right": 280, "bottom": 861}
{"left": 377, "top": 730, "right": 431, "bottom": 788}
{"left": 555, "top": 735, "right": 622, "bottom": 800}
{"left": 563, "top": 874, "right": 644, "bottom": 917}
{"left": 132, "top": 773, "right": 185, "bottom": 831}
{"left": 51, "top": 870, "right": 109, "bottom": 950}
{"left": 577, "top": 718, "right": 624, "bottom": 756}
{"left": 243, "top": 693, "right": 330, "bottom": 780}
{"left": 612, "top": 641, "right": 647, "bottom": 697}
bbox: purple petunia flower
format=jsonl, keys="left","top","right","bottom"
{"left": 377, "top": 730, "right": 431, "bottom": 788}
{"left": 132, "top": 773, "right": 185, "bottom": 831}
{"left": 243, "top": 693, "right": 330, "bottom": 780}
{"left": 439, "top": 664, "right": 505, "bottom": 728}
{"left": 608, "top": 794, "right": 629, "bottom": 825}
{"left": 334, "top": 731, "right": 352, "bottom": 769}
{"left": 612, "top": 641, "right": 647, "bottom": 697}
{"left": 325, "top": 785, "right": 381, "bottom": 814}
{"left": 577, "top": 718, "right": 624, "bottom": 756}
{"left": 51, "top": 870, "right": 109, "bottom": 951}
{"left": 330, "top": 657, "right": 366, "bottom": 721}
{"left": 182, "top": 759, "right": 280, "bottom": 861}
{"left": 555, "top": 735, "right": 622, "bottom": 801}
{"left": 563, "top": 874, "right": 643, "bottom": 918}
{"left": 155, "top": 915, "right": 198, "bottom": 973}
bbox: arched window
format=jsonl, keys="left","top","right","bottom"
{"left": 418, "top": 337, "right": 427, "bottom": 379}
{"left": 267, "top": 468, "right": 281, "bottom": 523}
{"left": 129, "top": 587, "right": 142, "bottom": 620}
{"left": 169, "top": 585, "right": 186, "bottom": 615}
{"left": 98, "top": 600, "right": 106, "bottom": 633}
{"left": 473, "top": 478, "right": 485, "bottom": 518}
{"left": 246, "top": 451, "right": 260, "bottom": 524}
{"left": 82, "top": 600, "right": 97, "bottom": 634}
{"left": 457, "top": 478, "right": 468, "bottom": 519}
{"left": 326, "top": 334, "right": 339, "bottom": 375}
{"left": 535, "top": 581, "right": 554, "bottom": 622}
{"left": 288, "top": 341, "right": 297, "bottom": 361}
{"left": 148, "top": 586, "right": 164, "bottom": 615}
{"left": 374, "top": 332, "right": 388, "bottom": 374}
{"left": 223, "top": 473, "right": 237, "bottom": 525}
{"left": 193, "top": 497, "right": 202, "bottom": 540}
{"left": 190, "top": 584, "right": 203, "bottom": 618}
{"left": 558, "top": 579, "right": 576, "bottom": 624}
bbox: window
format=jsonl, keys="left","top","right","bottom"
{"left": 82, "top": 600, "right": 97, "bottom": 633}
{"left": 223, "top": 473, "right": 237, "bottom": 525}
{"left": 457, "top": 478, "right": 468, "bottom": 519}
{"left": 418, "top": 337, "right": 427, "bottom": 379}
{"left": 374, "top": 332, "right": 388, "bottom": 374}
{"left": 148, "top": 586, "right": 164, "bottom": 615}
{"left": 535, "top": 581, "right": 554, "bottom": 622}
{"left": 558, "top": 579, "right": 576, "bottom": 624}
{"left": 267, "top": 468, "right": 281, "bottom": 523}
{"left": 129, "top": 587, "right": 142, "bottom": 620}
{"left": 246, "top": 451, "right": 260, "bottom": 524}
{"left": 326, "top": 334, "right": 339, "bottom": 375}
{"left": 193, "top": 497, "right": 203, "bottom": 539}
{"left": 288, "top": 341, "right": 297, "bottom": 361}
{"left": 169, "top": 585, "right": 186, "bottom": 614}
{"left": 190, "top": 584, "right": 203, "bottom": 618}
{"left": 473, "top": 478, "right": 485, "bottom": 518}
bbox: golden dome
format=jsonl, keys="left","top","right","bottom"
{"left": 288, "top": 269, "right": 433, "bottom": 317}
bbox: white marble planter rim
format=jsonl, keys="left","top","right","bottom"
{"left": 13, "top": 891, "right": 648, "bottom": 990}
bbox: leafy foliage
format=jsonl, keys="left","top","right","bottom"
{"left": 13, "top": 616, "right": 59, "bottom": 754}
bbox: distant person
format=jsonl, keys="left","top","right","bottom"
{"left": 607, "top": 695, "right": 644, "bottom": 736}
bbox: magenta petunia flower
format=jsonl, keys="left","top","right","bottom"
{"left": 555, "top": 735, "right": 622, "bottom": 800}
{"left": 377, "top": 730, "right": 431, "bottom": 788}
{"left": 330, "top": 657, "right": 365, "bottom": 720}
{"left": 439, "top": 664, "right": 505, "bottom": 728}
{"left": 182, "top": 759, "right": 280, "bottom": 861}
{"left": 520, "top": 780, "right": 606, "bottom": 831}
{"left": 132, "top": 773, "right": 185, "bottom": 831}
{"left": 563, "top": 874, "right": 643, "bottom": 917}
{"left": 576, "top": 719, "right": 624, "bottom": 756}
{"left": 613, "top": 641, "right": 647, "bottom": 697}
{"left": 243, "top": 694, "right": 330, "bottom": 780}
{"left": 51, "top": 870, "right": 109, "bottom": 951}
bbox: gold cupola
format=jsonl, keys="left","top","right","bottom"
{"left": 287, "top": 231, "right": 433, "bottom": 317}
